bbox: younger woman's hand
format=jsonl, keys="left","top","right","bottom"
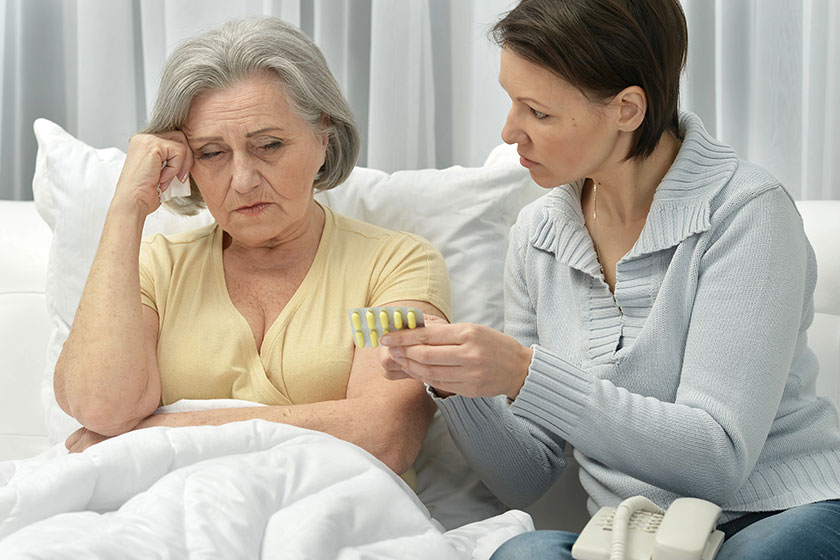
{"left": 379, "top": 322, "right": 533, "bottom": 400}
{"left": 379, "top": 314, "right": 447, "bottom": 382}
{"left": 112, "top": 131, "right": 194, "bottom": 217}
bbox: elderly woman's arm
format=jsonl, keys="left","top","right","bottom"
{"left": 53, "top": 206, "right": 161, "bottom": 436}
{"left": 54, "top": 133, "right": 192, "bottom": 436}
{"left": 66, "top": 299, "right": 443, "bottom": 475}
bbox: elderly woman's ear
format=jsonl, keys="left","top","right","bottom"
{"left": 318, "top": 113, "right": 331, "bottom": 147}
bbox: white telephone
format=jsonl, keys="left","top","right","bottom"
{"left": 571, "top": 496, "right": 725, "bottom": 560}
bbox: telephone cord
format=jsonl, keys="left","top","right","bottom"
{"left": 610, "top": 495, "right": 665, "bottom": 560}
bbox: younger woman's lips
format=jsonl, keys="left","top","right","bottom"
{"left": 519, "top": 155, "right": 537, "bottom": 168}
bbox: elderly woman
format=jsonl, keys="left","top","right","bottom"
{"left": 53, "top": 16, "right": 450, "bottom": 481}
{"left": 381, "top": 0, "right": 840, "bottom": 558}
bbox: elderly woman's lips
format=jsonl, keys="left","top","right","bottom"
{"left": 236, "top": 203, "right": 270, "bottom": 216}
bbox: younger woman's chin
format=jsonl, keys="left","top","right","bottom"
{"left": 529, "top": 171, "right": 564, "bottom": 189}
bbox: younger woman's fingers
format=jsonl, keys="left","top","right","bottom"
{"left": 380, "top": 323, "right": 461, "bottom": 348}
{"left": 396, "top": 357, "right": 463, "bottom": 385}
{"left": 381, "top": 362, "right": 412, "bottom": 380}
{"left": 398, "top": 343, "right": 468, "bottom": 367}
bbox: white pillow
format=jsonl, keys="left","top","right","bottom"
{"left": 315, "top": 154, "right": 543, "bottom": 327}
{"left": 31, "top": 117, "right": 543, "bottom": 527}
{"left": 32, "top": 119, "right": 215, "bottom": 442}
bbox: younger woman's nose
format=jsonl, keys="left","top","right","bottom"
{"left": 501, "top": 109, "right": 527, "bottom": 146}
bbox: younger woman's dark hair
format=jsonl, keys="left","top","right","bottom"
{"left": 492, "top": 0, "right": 688, "bottom": 160}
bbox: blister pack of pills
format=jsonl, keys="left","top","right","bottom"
{"left": 348, "top": 306, "right": 425, "bottom": 347}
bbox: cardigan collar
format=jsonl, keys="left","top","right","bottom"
{"left": 530, "top": 112, "right": 739, "bottom": 273}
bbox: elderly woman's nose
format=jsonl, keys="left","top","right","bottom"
{"left": 230, "top": 153, "right": 261, "bottom": 193}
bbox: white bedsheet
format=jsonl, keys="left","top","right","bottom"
{"left": 0, "top": 414, "right": 531, "bottom": 559}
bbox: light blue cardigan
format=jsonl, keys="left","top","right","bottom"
{"left": 433, "top": 112, "right": 840, "bottom": 522}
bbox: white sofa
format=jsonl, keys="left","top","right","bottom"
{"left": 2, "top": 140, "right": 839, "bottom": 533}
{"left": 3, "top": 197, "right": 839, "bottom": 531}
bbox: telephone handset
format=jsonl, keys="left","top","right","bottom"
{"left": 571, "top": 496, "right": 725, "bottom": 560}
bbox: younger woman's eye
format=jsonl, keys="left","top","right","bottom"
{"left": 530, "top": 108, "right": 548, "bottom": 119}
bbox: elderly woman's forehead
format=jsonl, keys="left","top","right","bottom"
{"left": 183, "top": 80, "right": 303, "bottom": 128}
{"left": 193, "top": 74, "right": 287, "bottom": 106}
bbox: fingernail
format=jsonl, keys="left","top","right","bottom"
{"left": 380, "top": 334, "right": 391, "bottom": 345}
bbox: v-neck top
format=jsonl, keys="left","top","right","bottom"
{"left": 139, "top": 205, "right": 450, "bottom": 406}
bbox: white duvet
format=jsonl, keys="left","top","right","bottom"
{"left": 0, "top": 408, "right": 531, "bottom": 559}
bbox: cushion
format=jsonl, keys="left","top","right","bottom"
{"left": 32, "top": 119, "right": 215, "bottom": 442}
{"left": 0, "top": 202, "right": 53, "bottom": 460}
{"left": 315, "top": 155, "right": 544, "bottom": 327}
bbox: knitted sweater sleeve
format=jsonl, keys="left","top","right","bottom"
{"left": 431, "top": 219, "right": 568, "bottom": 509}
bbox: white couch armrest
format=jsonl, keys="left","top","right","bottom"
{"left": 797, "top": 200, "right": 840, "bottom": 410}
{"left": 0, "top": 200, "right": 52, "bottom": 459}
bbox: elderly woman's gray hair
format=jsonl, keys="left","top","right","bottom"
{"left": 143, "top": 16, "right": 360, "bottom": 215}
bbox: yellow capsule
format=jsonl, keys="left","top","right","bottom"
{"left": 351, "top": 311, "right": 362, "bottom": 330}
{"left": 407, "top": 310, "right": 417, "bottom": 328}
{"left": 379, "top": 310, "right": 390, "bottom": 333}
{"left": 365, "top": 310, "right": 376, "bottom": 330}
{"left": 370, "top": 330, "right": 379, "bottom": 347}
{"left": 393, "top": 310, "right": 403, "bottom": 329}
{"left": 355, "top": 331, "right": 366, "bottom": 347}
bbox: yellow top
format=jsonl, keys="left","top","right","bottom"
{"left": 139, "top": 205, "right": 451, "bottom": 407}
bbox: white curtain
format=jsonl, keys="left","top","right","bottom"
{"left": 1, "top": 0, "right": 838, "bottom": 201}
{"left": 682, "top": 0, "right": 840, "bottom": 200}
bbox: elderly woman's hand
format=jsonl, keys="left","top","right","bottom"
{"left": 113, "top": 131, "right": 194, "bottom": 216}
{"left": 379, "top": 322, "right": 533, "bottom": 400}
{"left": 65, "top": 427, "right": 111, "bottom": 453}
